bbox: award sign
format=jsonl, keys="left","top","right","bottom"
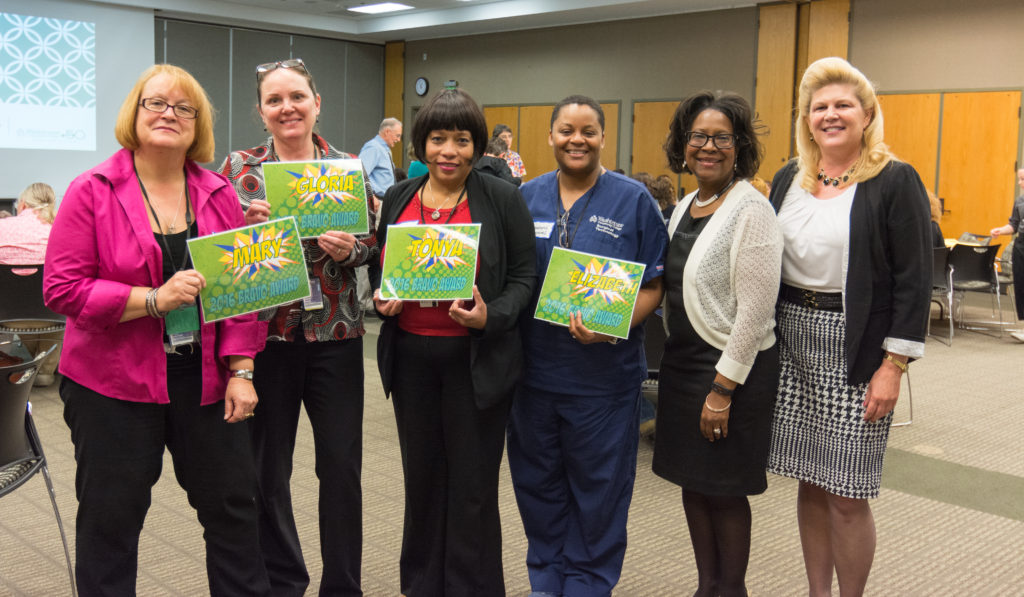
{"left": 262, "top": 158, "right": 369, "bottom": 238}
{"left": 379, "top": 223, "right": 481, "bottom": 301}
{"left": 187, "top": 217, "right": 311, "bottom": 323}
{"left": 534, "top": 247, "right": 646, "bottom": 340}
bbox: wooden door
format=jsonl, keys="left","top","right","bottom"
{"left": 938, "top": 91, "right": 1021, "bottom": 241}
{"left": 518, "top": 105, "right": 557, "bottom": 182}
{"left": 483, "top": 105, "right": 518, "bottom": 149}
{"left": 631, "top": 100, "right": 696, "bottom": 197}
{"left": 600, "top": 102, "right": 620, "bottom": 172}
{"left": 756, "top": 2, "right": 798, "bottom": 182}
{"left": 877, "top": 93, "right": 941, "bottom": 192}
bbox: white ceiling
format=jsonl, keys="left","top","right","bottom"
{"left": 94, "top": 0, "right": 753, "bottom": 43}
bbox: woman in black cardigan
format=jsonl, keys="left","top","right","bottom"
{"left": 372, "top": 88, "right": 536, "bottom": 597}
{"left": 766, "top": 58, "right": 931, "bottom": 597}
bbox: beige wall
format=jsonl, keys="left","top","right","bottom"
{"left": 850, "top": 0, "right": 1024, "bottom": 166}
{"left": 402, "top": 8, "right": 757, "bottom": 172}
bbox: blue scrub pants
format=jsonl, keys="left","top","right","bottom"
{"left": 507, "top": 385, "right": 640, "bottom": 597}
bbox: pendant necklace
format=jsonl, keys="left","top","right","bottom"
{"left": 693, "top": 176, "right": 736, "bottom": 208}
{"left": 427, "top": 179, "right": 466, "bottom": 221}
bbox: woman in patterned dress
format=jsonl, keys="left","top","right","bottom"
{"left": 766, "top": 57, "right": 931, "bottom": 597}
{"left": 652, "top": 91, "right": 782, "bottom": 597}
{"left": 219, "top": 58, "right": 377, "bottom": 597}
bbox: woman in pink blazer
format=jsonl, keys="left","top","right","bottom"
{"left": 43, "top": 65, "right": 271, "bottom": 596}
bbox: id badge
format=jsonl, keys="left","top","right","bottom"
{"left": 303, "top": 278, "right": 324, "bottom": 311}
{"left": 166, "top": 305, "right": 200, "bottom": 346}
{"left": 534, "top": 221, "right": 555, "bottom": 239}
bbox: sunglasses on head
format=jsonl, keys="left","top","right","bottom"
{"left": 255, "top": 58, "right": 308, "bottom": 76}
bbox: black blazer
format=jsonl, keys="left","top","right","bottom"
{"left": 373, "top": 169, "right": 537, "bottom": 409}
{"left": 770, "top": 160, "right": 931, "bottom": 384}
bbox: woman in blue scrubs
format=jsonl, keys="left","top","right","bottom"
{"left": 507, "top": 95, "right": 667, "bottom": 597}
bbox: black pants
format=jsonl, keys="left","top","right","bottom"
{"left": 391, "top": 330, "right": 509, "bottom": 597}
{"left": 1013, "top": 239, "right": 1024, "bottom": 320}
{"left": 60, "top": 357, "right": 269, "bottom": 597}
{"left": 250, "top": 338, "right": 364, "bottom": 597}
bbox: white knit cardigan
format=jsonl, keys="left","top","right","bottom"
{"left": 663, "top": 180, "right": 783, "bottom": 384}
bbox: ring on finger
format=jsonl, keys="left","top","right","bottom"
{"left": 713, "top": 427, "right": 722, "bottom": 436}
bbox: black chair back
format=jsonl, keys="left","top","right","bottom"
{"left": 0, "top": 264, "right": 65, "bottom": 329}
{"left": 0, "top": 344, "right": 52, "bottom": 471}
{"left": 949, "top": 244, "right": 1000, "bottom": 290}
{"left": 932, "top": 247, "right": 951, "bottom": 291}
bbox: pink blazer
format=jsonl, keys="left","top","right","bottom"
{"left": 44, "top": 149, "right": 266, "bottom": 405}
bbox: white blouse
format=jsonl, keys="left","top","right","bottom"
{"left": 777, "top": 182, "right": 856, "bottom": 292}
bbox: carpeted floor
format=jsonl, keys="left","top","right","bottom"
{"left": 2, "top": 303, "right": 1023, "bottom": 596}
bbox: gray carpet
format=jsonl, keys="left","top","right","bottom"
{"left": 2, "top": 303, "right": 1023, "bottom": 596}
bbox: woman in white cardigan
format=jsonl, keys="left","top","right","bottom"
{"left": 652, "top": 91, "right": 782, "bottom": 597}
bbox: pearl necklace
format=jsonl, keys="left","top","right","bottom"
{"left": 694, "top": 176, "right": 736, "bottom": 208}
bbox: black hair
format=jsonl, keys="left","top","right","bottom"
{"left": 486, "top": 137, "right": 508, "bottom": 156}
{"left": 550, "top": 95, "right": 605, "bottom": 130}
{"left": 663, "top": 90, "right": 765, "bottom": 179}
{"left": 411, "top": 88, "right": 488, "bottom": 163}
{"left": 491, "top": 123, "right": 512, "bottom": 139}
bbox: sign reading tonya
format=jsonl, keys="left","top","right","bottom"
{"left": 379, "top": 224, "right": 481, "bottom": 301}
{"left": 262, "top": 159, "right": 369, "bottom": 238}
{"left": 534, "top": 247, "right": 646, "bottom": 340}
{"left": 187, "top": 217, "right": 311, "bottom": 323}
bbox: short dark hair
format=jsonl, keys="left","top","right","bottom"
{"left": 550, "top": 95, "right": 605, "bottom": 131}
{"left": 486, "top": 137, "right": 507, "bottom": 156}
{"left": 664, "top": 90, "right": 765, "bottom": 179}
{"left": 491, "top": 123, "right": 512, "bottom": 139}
{"left": 412, "top": 88, "right": 488, "bottom": 163}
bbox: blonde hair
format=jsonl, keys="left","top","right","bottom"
{"left": 18, "top": 182, "right": 56, "bottom": 224}
{"left": 114, "top": 64, "right": 216, "bottom": 163}
{"left": 795, "top": 57, "right": 895, "bottom": 192}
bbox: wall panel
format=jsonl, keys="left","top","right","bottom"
{"left": 518, "top": 105, "right": 557, "bottom": 181}
{"left": 807, "top": 0, "right": 849, "bottom": 62}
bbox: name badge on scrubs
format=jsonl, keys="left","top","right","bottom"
{"left": 166, "top": 305, "right": 200, "bottom": 346}
{"left": 534, "top": 221, "right": 555, "bottom": 239}
{"left": 303, "top": 278, "right": 324, "bottom": 311}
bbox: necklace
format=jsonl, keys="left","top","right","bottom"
{"left": 426, "top": 179, "right": 465, "bottom": 221}
{"left": 165, "top": 185, "right": 186, "bottom": 233}
{"left": 817, "top": 167, "right": 853, "bottom": 187}
{"left": 693, "top": 176, "right": 736, "bottom": 208}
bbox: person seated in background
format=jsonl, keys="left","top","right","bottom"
{"left": 0, "top": 182, "right": 62, "bottom": 386}
{"left": 474, "top": 137, "right": 521, "bottom": 186}
{"left": 491, "top": 123, "right": 526, "bottom": 179}
{"left": 407, "top": 141, "right": 428, "bottom": 179}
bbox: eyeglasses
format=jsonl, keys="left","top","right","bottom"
{"left": 139, "top": 98, "right": 198, "bottom": 120}
{"left": 255, "top": 58, "right": 308, "bottom": 76}
{"left": 685, "top": 132, "right": 738, "bottom": 150}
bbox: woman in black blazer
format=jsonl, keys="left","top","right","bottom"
{"left": 372, "top": 88, "right": 536, "bottom": 597}
{"left": 765, "top": 57, "right": 931, "bottom": 597}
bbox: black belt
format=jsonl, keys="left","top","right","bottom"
{"left": 780, "top": 283, "right": 843, "bottom": 312}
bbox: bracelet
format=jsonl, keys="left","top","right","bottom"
{"left": 884, "top": 352, "right": 908, "bottom": 373}
{"left": 704, "top": 397, "right": 732, "bottom": 413}
{"left": 710, "top": 381, "right": 734, "bottom": 397}
{"left": 146, "top": 287, "right": 167, "bottom": 319}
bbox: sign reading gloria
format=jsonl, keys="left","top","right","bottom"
{"left": 262, "top": 159, "right": 369, "bottom": 238}
{"left": 187, "top": 217, "right": 311, "bottom": 323}
{"left": 534, "top": 247, "right": 646, "bottom": 340}
{"left": 379, "top": 224, "right": 481, "bottom": 301}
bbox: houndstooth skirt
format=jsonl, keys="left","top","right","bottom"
{"left": 767, "top": 300, "right": 893, "bottom": 499}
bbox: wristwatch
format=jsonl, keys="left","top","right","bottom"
{"left": 230, "top": 369, "right": 255, "bottom": 381}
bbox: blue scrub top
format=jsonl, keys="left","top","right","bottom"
{"left": 521, "top": 170, "right": 667, "bottom": 396}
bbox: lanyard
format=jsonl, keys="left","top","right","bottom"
{"left": 555, "top": 172, "right": 598, "bottom": 249}
{"left": 418, "top": 178, "right": 468, "bottom": 224}
{"left": 135, "top": 164, "right": 192, "bottom": 274}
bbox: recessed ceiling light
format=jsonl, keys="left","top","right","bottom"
{"left": 348, "top": 2, "right": 414, "bottom": 14}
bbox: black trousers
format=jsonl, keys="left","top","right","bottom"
{"left": 391, "top": 330, "right": 509, "bottom": 597}
{"left": 1013, "top": 239, "right": 1024, "bottom": 320}
{"left": 60, "top": 356, "right": 269, "bottom": 597}
{"left": 250, "top": 338, "right": 364, "bottom": 597}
